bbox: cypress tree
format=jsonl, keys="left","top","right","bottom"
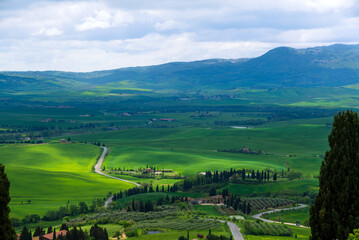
{"left": 104, "top": 228, "right": 108, "bottom": 240}
{"left": 19, "top": 226, "right": 30, "bottom": 240}
{"left": 310, "top": 110, "right": 359, "bottom": 240}
{"left": 246, "top": 202, "right": 251, "bottom": 214}
{"left": 0, "top": 164, "right": 16, "bottom": 240}
{"left": 60, "top": 223, "right": 69, "bottom": 231}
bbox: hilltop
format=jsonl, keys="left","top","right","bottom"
{"left": 1, "top": 44, "right": 359, "bottom": 92}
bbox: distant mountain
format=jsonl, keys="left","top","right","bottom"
{"left": 2, "top": 44, "right": 359, "bottom": 92}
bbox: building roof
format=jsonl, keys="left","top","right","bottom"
{"left": 41, "top": 230, "right": 68, "bottom": 240}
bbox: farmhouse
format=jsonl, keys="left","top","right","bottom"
{"left": 18, "top": 230, "right": 68, "bottom": 240}
{"left": 241, "top": 147, "right": 250, "bottom": 152}
{"left": 143, "top": 168, "right": 154, "bottom": 174}
{"left": 38, "top": 230, "right": 68, "bottom": 240}
{"left": 40, "top": 118, "right": 53, "bottom": 123}
{"left": 159, "top": 118, "right": 176, "bottom": 122}
{"left": 208, "top": 195, "right": 225, "bottom": 204}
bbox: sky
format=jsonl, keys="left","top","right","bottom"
{"left": 0, "top": 0, "right": 359, "bottom": 72}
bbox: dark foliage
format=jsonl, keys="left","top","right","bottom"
{"left": 0, "top": 164, "right": 17, "bottom": 240}
{"left": 310, "top": 110, "right": 359, "bottom": 239}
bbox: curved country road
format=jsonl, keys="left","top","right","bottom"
{"left": 224, "top": 221, "right": 244, "bottom": 240}
{"left": 94, "top": 147, "right": 141, "bottom": 187}
{"left": 252, "top": 204, "right": 309, "bottom": 228}
{"left": 95, "top": 147, "right": 141, "bottom": 207}
{"left": 204, "top": 219, "right": 243, "bottom": 240}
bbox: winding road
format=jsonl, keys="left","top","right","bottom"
{"left": 95, "top": 146, "right": 308, "bottom": 236}
{"left": 94, "top": 147, "right": 141, "bottom": 187}
{"left": 204, "top": 219, "right": 244, "bottom": 240}
{"left": 95, "top": 147, "right": 141, "bottom": 207}
{"left": 225, "top": 221, "right": 244, "bottom": 240}
{"left": 252, "top": 204, "right": 309, "bottom": 228}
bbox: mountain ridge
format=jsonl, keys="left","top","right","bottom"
{"left": 2, "top": 43, "right": 359, "bottom": 91}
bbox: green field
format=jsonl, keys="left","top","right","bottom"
{"left": 0, "top": 90, "right": 337, "bottom": 227}
{"left": 0, "top": 143, "right": 133, "bottom": 218}
{"left": 244, "top": 225, "right": 311, "bottom": 240}
{"left": 193, "top": 205, "right": 222, "bottom": 216}
{"left": 224, "top": 179, "right": 318, "bottom": 196}
{"left": 1, "top": 111, "right": 329, "bottom": 219}
{"left": 71, "top": 117, "right": 330, "bottom": 178}
{"left": 263, "top": 207, "right": 310, "bottom": 225}
{"left": 129, "top": 229, "right": 230, "bottom": 240}
{"left": 66, "top": 117, "right": 328, "bottom": 199}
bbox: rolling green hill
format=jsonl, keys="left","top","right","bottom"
{"left": 1, "top": 143, "right": 133, "bottom": 218}
{"left": 1, "top": 44, "right": 359, "bottom": 92}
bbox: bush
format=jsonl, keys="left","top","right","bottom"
{"left": 11, "top": 218, "right": 22, "bottom": 227}
{"left": 126, "top": 229, "right": 138, "bottom": 238}
{"left": 243, "top": 220, "right": 291, "bottom": 236}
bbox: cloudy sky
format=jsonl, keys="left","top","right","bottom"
{"left": 0, "top": 0, "right": 359, "bottom": 72}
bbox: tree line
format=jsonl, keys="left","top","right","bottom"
{"left": 18, "top": 223, "right": 108, "bottom": 240}
{"left": 12, "top": 199, "right": 104, "bottom": 226}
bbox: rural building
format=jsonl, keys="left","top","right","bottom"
{"left": 208, "top": 195, "right": 225, "bottom": 204}
{"left": 17, "top": 230, "right": 68, "bottom": 240}
{"left": 191, "top": 198, "right": 207, "bottom": 204}
{"left": 159, "top": 118, "right": 176, "bottom": 122}
{"left": 143, "top": 168, "right": 154, "bottom": 173}
{"left": 241, "top": 147, "right": 250, "bottom": 152}
{"left": 39, "top": 230, "right": 68, "bottom": 240}
{"left": 40, "top": 118, "right": 53, "bottom": 123}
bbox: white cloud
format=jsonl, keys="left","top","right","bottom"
{"left": 154, "top": 20, "right": 186, "bottom": 31}
{"left": 32, "top": 27, "right": 63, "bottom": 37}
{"left": 76, "top": 10, "right": 112, "bottom": 31}
{"left": 75, "top": 9, "right": 134, "bottom": 31}
{"left": 0, "top": 0, "right": 359, "bottom": 71}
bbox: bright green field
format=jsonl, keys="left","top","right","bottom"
{"left": 130, "top": 228, "right": 230, "bottom": 240}
{"left": 69, "top": 117, "right": 329, "bottom": 198}
{"left": 193, "top": 205, "right": 222, "bottom": 216}
{"left": 0, "top": 143, "right": 133, "bottom": 218}
{"left": 244, "top": 225, "right": 311, "bottom": 240}
{"left": 109, "top": 174, "right": 181, "bottom": 187}
{"left": 264, "top": 207, "right": 310, "bottom": 225}
{"left": 72, "top": 117, "right": 330, "bottom": 178}
{"left": 224, "top": 179, "right": 318, "bottom": 196}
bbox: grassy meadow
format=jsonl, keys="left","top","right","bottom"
{"left": 263, "top": 207, "right": 310, "bottom": 225}
{"left": 0, "top": 93, "right": 338, "bottom": 231}
{"left": 1, "top": 143, "right": 133, "bottom": 218}
{"left": 244, "top": 225, "right": 311, "bottom": 240}
{"left": 73, "top": 116, "right": 331, "bottom": 176}
{"left": 67, "top": 116, "right": 329, "bottom": 198}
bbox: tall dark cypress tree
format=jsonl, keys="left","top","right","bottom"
{"left": 310, "top": 110, "right": 359, "bottom": 240}
{"left": 19, "top": 226, "right": 30, "bottom": 240}
{"left": 0, "top": 164, "right": 16, "bottom": 240}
